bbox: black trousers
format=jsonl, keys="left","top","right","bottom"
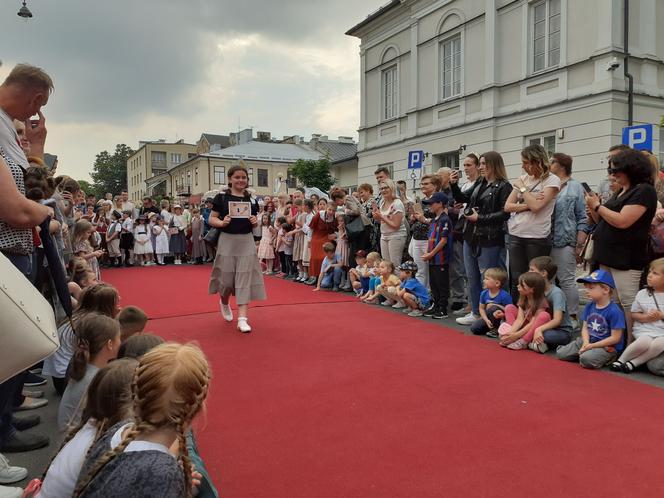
{"left": 508, "top": 235, "right": 551, "bottom": 302}
{"left": 428, "top": 264, "right": 449, "bottom": 313}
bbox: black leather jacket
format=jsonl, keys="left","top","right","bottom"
{"left": 450, "top": 178, "right": 512, "bottom": 247}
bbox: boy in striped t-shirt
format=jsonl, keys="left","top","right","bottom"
{"left": 422, "top": 192, "right": 453, "bottom": 319}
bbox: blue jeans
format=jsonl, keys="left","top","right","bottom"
{"left": 463, "top": 242, "right": 504, "bottom": 316}
{"left": 321, "top": 267, "right": 342, "bottom": 288}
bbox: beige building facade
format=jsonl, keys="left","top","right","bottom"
{"left": 127, "top": 140, "right": 197, "bottom": 202}
{"left": 347, "top": 0, "right": 664, "bottom": 189}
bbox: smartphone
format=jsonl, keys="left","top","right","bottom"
{"left": 581, "top": 182, "right": 592, "bottom": 193}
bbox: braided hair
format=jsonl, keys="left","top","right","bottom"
{"left": 74, "top": 343, "right": 211, "bottom": 497}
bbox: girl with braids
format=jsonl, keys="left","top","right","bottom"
{"left": 31, "top": 358, "right": 137, "bottom": 498}
{"left": 74, "top": 343, "right": 211, "bottom": 498}
{"left": 57, "top": 313, "right": 122, "bottom": 431}
{"left": 42, "top": 283, "right": 120, "bottom": 395}
{"left": 208, "top": 164, "right": 266, "bottom": 333}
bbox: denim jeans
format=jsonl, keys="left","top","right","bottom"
{"left": 463, "top": 242, "right": 504, "bottom": 316}
{"left": 449, "top": 240, "right": 467, "bottom": 306}
{"left": 508, "top": 235, "right": 551, "bottom": 301}
{"left": 321, "top": 267, "right": 342, "bottom": 288}
{"left": 550, "top": 245, "right": 579, "bottom": 317}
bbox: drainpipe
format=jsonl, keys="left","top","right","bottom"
{"left": 624, "top": 0, "right": 634, "bottom": 126}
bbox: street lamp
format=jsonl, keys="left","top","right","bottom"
{"left": 17, "top": 0, "right": 33, "bottom": 19}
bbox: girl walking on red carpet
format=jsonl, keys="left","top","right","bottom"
{"left": 208, "top": 164, "right": 266, "bottom": 333}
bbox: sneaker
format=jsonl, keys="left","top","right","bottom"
{"left": 432, "top": 310, "right": 448, "bottom": 319}
{"left": 0, "top": 485, "right": 22, "bottom": 498}
{"left": 174, "top": 260, "right": 182, "bottom": 265}
{"left": 24, "top": 373, "right": 46, "bottom": 387}
{"left": 21, "top": 390, "right": 43, "bottom": 398}
{"left": 0, "top": 432, "right": 49, "bottom": 453}
{"left": 15, "top": 397, "right": 47, "bottom": 411}
{"left": 455, "top": 312, "right": 478, "bottom": 326}
{"left": 507, "top": 338, "right": 528, "bottom": 350}
{"left": 528, "top": 342, "right": 548, "bottom": 354}
{"left": 381, "top": 300, "right": 395, "bottom": 307}
{"left": 11, "top": 414, "right": 40, "bottom": 431}
{"left": 609, "top": 361, "right": 624, "bottom": 372}
{"left": 237, "top": 318, "right": 252, "bottom": 333}
{"left": 450, "top": 302, "right": 465, "bottom": 313}
{"left": 453, "top": 306, "right": 471, "bottom": 317}
{"left": 422, "top": 306, "right": 436, "bottom": 317}
{"left": 219, "top": 300, "right": 233, "bottom": 322}
{"left": 486, "top": 330, "right": 499, "bottom": 339}
{"left": 392, "top": 302, "right": 407, "bottom": 309}
{"left": 408, "top": 309, "right": 423, "bottom": 317}
{"left": 305, "top": 277, "right": 317, "bottom": 285}
{"left": 402, "top": 308, "right": 411, "bottom": 314}
{"left": 0, "top": 454, "right": 27, "bottom": 484}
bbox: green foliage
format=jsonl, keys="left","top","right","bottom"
{"left": 90, "top": 144, "right": 134, "bottom": 196}
{"left": 76, "top": 179, "right": 98, "bottom": 197}
{"left": 289, "top": 158, "right": 335, "bottom": 192}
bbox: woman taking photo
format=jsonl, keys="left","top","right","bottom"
{"left": 450, "top": 152, "right": 512, "bottom": 325}
{"left": 373, "top": 179, "right": 407, "bottom": 269}
{"left": 549, "top": 152, "right": 587, "bottom": 322}
{"left": 504, "top": 144, "right": 560, "bottom": 300}
{"left": 357, "top": 184, "right": 379, "bottom": 252}
{"left": 208, "top": 164, "right": 266, "bottom": 333}
{"left": 585, "top": 148, "right": 657, "bottom": 327}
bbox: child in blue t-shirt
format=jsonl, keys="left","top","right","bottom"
{"left": 314, "top": 242, "right": 343, "bottom": 291}
{"left": 395, "top": 261, "right": 431, "bottom": 317}
{"left": 556, "top": 269, "right": 625, "bottom": 369}
{"left": 470, "top": 267, "right": 512, "bottom": 337}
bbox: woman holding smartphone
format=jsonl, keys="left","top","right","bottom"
{"left": 549, "top": 152, "right": 587, "bottom": 324}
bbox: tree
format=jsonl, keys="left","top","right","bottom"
{"left": 76, "top": 179, "right": 99, "bottom": 198}
{"left": 289, "top": 158, "right": 335, "bottom": 192}
{"left": 90, "top": 144, "right": 134, "bottom": 196}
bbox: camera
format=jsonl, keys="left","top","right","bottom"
{"left": 463, "top": 206, "right": 476, "bottom": 217}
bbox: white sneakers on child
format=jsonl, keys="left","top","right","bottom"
{"left": 0, "top": 453, "right": 27, "bottom": 485}
{"left": 237, "top": 317, "right": 252, "bottom": 333}
{"left": 455, "top": 312, "right": 478, "bottom": 325}
{"left": 219, "top": 300, "right": 233, "bottom": 322}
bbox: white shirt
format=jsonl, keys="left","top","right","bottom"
{"left": 631, "top": 289, "right": 664, "bottom": 338}
{"left": 111, "top": 423, "right": 172, "bottom": 455}
{"left": 507, "top": 174, "right": 561, "bottom": 239}
{"left": 37, "top": 421, "right": 98, "bottom": 498}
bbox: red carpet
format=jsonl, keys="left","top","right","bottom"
{"left": 105, "top": 266, "right": 664, "bottom": 497}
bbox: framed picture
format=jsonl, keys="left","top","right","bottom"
{"left": 228, "top": 201, "right": 251, "bottom": 219}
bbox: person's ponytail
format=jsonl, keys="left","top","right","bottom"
{"left": 69, "top": 337, "right": 90, "bottom": 381}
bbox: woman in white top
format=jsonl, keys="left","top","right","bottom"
{"left": 504, "top": 144, "right": 560, "bottom": 300}
{"left": 373, "top": 179, "right": 407, "bottom": 269}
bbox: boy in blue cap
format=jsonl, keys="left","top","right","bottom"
{"left": 556, "top": 269, "right": 626, "bottom": 369}
{"left": 395, "top": 261, "right": 431, "bottom": 317}
{"left": 421, "top": 191, "right": 452, "bottom": 319}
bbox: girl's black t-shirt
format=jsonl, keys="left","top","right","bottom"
{"left": 212, "top": 193, "right": 258, "bottom": 235}
{"left": 593, "top": 183, "right": 657, "bottom": 270}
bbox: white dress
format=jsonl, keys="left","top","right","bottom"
{"left": 133, "top": 225, "right": 153, "bottom": 254}
{"left": 152, "top": 225, "right": 170, "bottom": 255}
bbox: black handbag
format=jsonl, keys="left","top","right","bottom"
{"left": 204, "top": 227, "right": 220, "bottom": 245}
{"left": 344, "top": 214, "right": 366, "bottom": 241}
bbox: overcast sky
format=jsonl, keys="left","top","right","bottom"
{"left": 1, "top": 0, "right": 385, "bottom": 180}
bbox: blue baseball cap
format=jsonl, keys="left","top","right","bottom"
{"left": 422, "top": 192, "right": 449, "bottom": 205}
{"left": 576, "top": 269, "right": 615, "bottom": 289}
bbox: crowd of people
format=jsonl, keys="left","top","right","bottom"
{"left": 0, "top": 64, "right": 218, "bottom": 497}
{"left": 3, "top": 60, "right": 664, "bottom": 497}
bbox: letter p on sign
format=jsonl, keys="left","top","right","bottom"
{"left": 622, "top": 124, "right": 653, "bottom": 151}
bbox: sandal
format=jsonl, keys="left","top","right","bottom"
{"left": 621, "top": 361, "right": 635, "bottom": 374}
{"left": 609, "top": 361, "right": 624, "bottom": 372}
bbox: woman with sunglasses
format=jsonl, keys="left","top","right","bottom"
{"left": 585, "top": 148, "right": 657, "bottom": 331}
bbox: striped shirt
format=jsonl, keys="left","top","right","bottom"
{"left": 427, "top": 213, "right": 452, "bottom": 266}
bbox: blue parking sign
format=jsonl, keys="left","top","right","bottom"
{"left": 408, "top": 150, "right": 424, "bottom": 169}
{"left": 622, "top": 124, "right": 653, "bottom": 151}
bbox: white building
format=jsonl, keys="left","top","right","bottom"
{"left": 346, "top": 0, "right": 664, "bottom": 188}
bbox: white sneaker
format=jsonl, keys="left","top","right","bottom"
{"left": 219, "top": 300, "right": 233, "bottom": 322}
{"left": 0, "top": 486, "right": 22, "bottom": 498}
{"left": 175, "top": 259, "right": 182, "bottom": 265}
{"left": 455, "top": 312, "right": 478, "bottom": 326}
{"left": 528, "top": 342, "right": 549, "bottom": 354}
{"left": 237, "top": 317, "right": 252, "bottom": 333}
{"left": 381, "top": 300, "right": 395, "bottom": 307}
{"left": 408, "top": 309, "right": 423, "bottom": 317}
{"left": 0, "top": 454, "right": 27, "bottom": 484}
{"left": 392, "top": 302, "right": 407, "bottom": 309}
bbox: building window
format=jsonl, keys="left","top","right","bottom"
{"left": 382, "top": 65, "right": 398, "bottom": 120}
{"left": 171, "top": 153, "right": 182, "bottom": 165}
{"left": 151, "top": 151, "right": 166, "bottom": 170}
{"left": 440, "top": 35, "right": 461, "bottom": 100}
{"left": 287, "top": 172, "right": 297, "bottom": 189}
{"left": 248, "top": 168, "right": 254, "bottom": 187}
{"left": 532, "top": 0, "right": 561, "bottom": 73}
{"left": 257, "top": 168, "right": 269, "bottom": 187}
{"left": 194, "top": 167, "right": 199, "bottom": 186}
{"left": 432, "top": 152, "right": 459, "bottom": 171}
{"left": 213, "top": 166, "right": 225, "bottom": 185}
{"left": 527, "top": 133, "right": 556, "bottom": 157}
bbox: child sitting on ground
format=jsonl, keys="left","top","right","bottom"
{"left": 359, "top": 251, "right": 383, "bottom": 302}
{"left": 498, "top": 272, "right": 551, "bottom": 350}
{"left": 394, "top": 261, "right": 431, "bottom": 317}
{"left": 527, "top": 256, "right": 576, "bottom": 353}
{"left": 611, "top": 258, "right": 664, "bottom": 373}
{"left": 349, "top": 250, "right": 369, "bottom": 296}
{"left": 314, "top": 242, "right": 343, "bottom": 291}
{"left": 375, "top": 261, "right": 402, "bottom": 306}
{"left": 470, "top": 268, "right": 512, "bottom": 337}
{"left": 556, "top": 270, "right": 625, "bottom": 369}
{"left": 118, "top": 305, "right": 149, "bottom": 342}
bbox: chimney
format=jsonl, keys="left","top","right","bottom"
{"left": 338, "top": 136, "right": 355, "bottom": 144}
